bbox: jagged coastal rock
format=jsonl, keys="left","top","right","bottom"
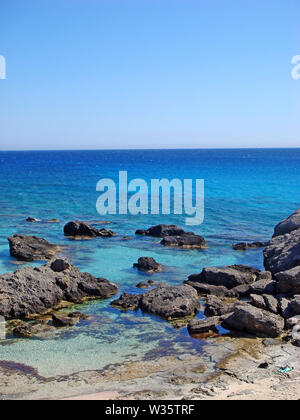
{"left": 8, "top": 234, "right": 61, "bottom": 261}
{"left": 136, "top": 224, "right": 206, "bottom": 249}
{"left": 133, "top": 257, "right": 161, "bottom": 272}
{"left": 0, "top": 258, "right": 118, "bottom": 319}
{"left": 263, "top": 229, "right": 300, "bottom": 275}
{"left": 64, "top": 221, "right": 115, "bottom": 238}
{"left": 273, "top": 208, "right": 300, "bottom": 237}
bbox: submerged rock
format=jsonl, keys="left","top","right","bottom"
{"left": 263, "top": 229, "right": 300, "bottom": 275}
{"left": 140, "top": 284, "right": 200, "bottom": 320}
{"left": 187, "top": 317, "right": 220, "bottom": 335}
{"left": 133, "top": 257, "right": 161, "bottom": 272}
{"left": 26, "top": 217, "right": 40, "bottom": 223}
{"left": 0, "top": 258, "right": 118, "bottom": 319}
{"left": 273, "top": 208, "right": 300, "bottom": 237}
{"left": 184, "top": 281, "right": 234, "bottom": 297}
{"left": 52, "top": 313, "right": 79, "bottom": 327}
{"left": 222, "top": 303, "right": 284, "bottom": 338}
{"left": 64, "top": 221, "right": 115, "bottom": 238}
{"left": 232, "top": 241, "right": 269, "bottom": 251}
{"left": 8, "top": 234, "right": 61, "bottom": 261}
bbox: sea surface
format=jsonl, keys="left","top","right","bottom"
{"left": 0, "top": 148, "right": 299, "bottom": 377}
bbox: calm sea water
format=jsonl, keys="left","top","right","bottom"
{"left": 0, "top": 148, "right": 299, "bottom": 377}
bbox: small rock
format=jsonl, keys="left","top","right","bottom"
{"left": 133, "top": 257, "right": 161, "bottom": 272}
{"left": 52, "top": 314, "right": 79, "bottom": 327}
{"left": 187, "top": 317, "right": 220, "bottom": 335}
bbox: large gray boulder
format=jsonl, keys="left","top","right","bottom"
{"left": 187, "top": 265, "right": 261, "bottom": 290}
{"left": 0, "top": 258, "right": 118, "bottom": 319}
{"left": 273, "top": 208, "right": 300, "bottom": 237}
{"left": 275, "top": 266, "right": 300, "bottom": 295}
{"left": 140, "top": 284, "right": 200, "bottom": 320}
{"left": 263, "top": 229, "right": 300, "bottom": 275}
{"left": 8, "top": 234, "right": 61, "bottom": 262}
{"left": 222, "top": 303, "right": 284, "bottom": 338}
{"left": 64, "top": 221, "right": 115, "bottom": 238}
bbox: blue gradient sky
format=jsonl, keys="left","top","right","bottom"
{"left": 0, "top": 0, "right": 299, "bottom": 150}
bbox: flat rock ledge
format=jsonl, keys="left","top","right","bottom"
{"left": 133, "top": 257, "right": 161, "bottom": 272}
{"left": 232, "top": 241, "right": 269, "bottom": 251}
{"left": 111, "top": 284, "right": 200, "bottom": 320}
{"left": 0, "top": 258, "right": 118, "bottom": 319}
{"left": 64, "top": 221, "right": 115, "bottom": 238}
{"left": 136, "top": 224, "right": 206, "bottom": 249}
{"left": 8, "top": 234, "right": 61, "bottom": 261}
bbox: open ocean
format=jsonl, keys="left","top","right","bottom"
{"left": 0, "top": 148, "right": 299, "bottom": 377}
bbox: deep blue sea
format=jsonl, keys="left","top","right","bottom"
{"left": 0, "top": 148, "right": 299, "bottom": 377}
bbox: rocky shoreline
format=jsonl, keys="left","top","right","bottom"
{"left": 1, "top": 210, "right": 300, "bottom": 399}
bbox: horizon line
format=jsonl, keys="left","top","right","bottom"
{"left": 1, "top": 146, "right": 300, "bottom": 152}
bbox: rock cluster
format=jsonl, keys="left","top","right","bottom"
{"left": 0, "top": 258, "right": 118, "bottom": 319}
{"left": 136, "top": 224, "right": 206, "bottom": 249}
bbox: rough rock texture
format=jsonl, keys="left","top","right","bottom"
{"left": 273, "top": 208, "right": 300, "bottom": 237}
{"left": 140, "top": 284, "right": 200, "bottom": 320}
{"left": 110, "top": 293, "right": 142, "bottom": 310}
{"left": 204, "top": 295, "right": 237, "bottom": 317}
{"left": 275, "top": 266, "right": 300, "bottom": 295}
{"left": 187, "top": 317, "right": 220, "bottom": 335}
{"left": 161, "top": 233, "right": 206, "bottom": 249}
{"left": 232, "top": 241, "right": 269, "bottom": 251}
{"left": 64, "top": 221, "right": 115, "bottom": 238}
{"left": 135, "top": 224, "right": 185, "bottom": 238}
{"left": 133, "top": 257, "right": 161, "bottom": 272}
{"left": 8, "top": 234, "right": 61, "bottom": 261}
{"left": 222, "top": 304, "right": 284, "bottom": 338}
{"left": 0, "top": 258, "right": 118, "bottom": 319}
{"left": 231, "top": 277, "right": 275, "bottom": 298}
{"left": 263, "top": 229, "right": 300, "bottom": 274}
{"left": 135, "top": 280, "right": 155, "bottom": 289}
{"left": 188, "top": 265, "right": 261, "bottom": 290}
{"left": 250, "top": 294, "right": 279, "bottom": 314}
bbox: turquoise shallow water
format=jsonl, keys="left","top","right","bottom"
{"left": 0, "top": 148, "right": 299, "bottom": 377}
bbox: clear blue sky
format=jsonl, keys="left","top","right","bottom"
{"left": 0, "top": 0, "right": 299, "bottom": 150}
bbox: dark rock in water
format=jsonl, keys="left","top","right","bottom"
{"left": 275, "top": 266, "right": 300, "bottom": 295}
{"left": 64, "top": 221, "right": 115, "bottom": 238}
{"left": 204, "top": 295, "right": 237, "bottom": 317}
{"left": 13, "top": 322, "right": 51, "bottom": 338}
{"left": 232, "top": 241, "right": 269, "bottom": 251}
{"left": 135, "top": 224, "right": 206, "bottom": 248}
{"left": 135, "top": 224, "right": 185, "bottom": 238}
{"left": 263, "top": 229, "right": 300, "bottom": 275}
{"left": 135, "top": 280, "right": 154, "bottom": 289}
{"left": 187, "top": 317, "right": 220, "bottom": 335}
{"left": 0, "top": 258, "right": 118, "bottom": 319}
{"left": 133, "top": 257, "right": 161, "bottom": 272}
{"left": 68, "top": 311, "right": 89, "bottom": 320}
{"left": 273, "top": 208, "right": 300, "bottom": 237}
{"left": 161, "top": 233, "right": 206, "bottom": 249}
{"left": 250, "top": 294, "right": 279, "bottom": 314}
{"left": 140, "top": 284, "right": 200, "bottom": 320}
{"left": 110, "top": 293, "right": 142, "bottom": 310}
{"left": 26, "top": 217, "right": 40, "bottom": 223}
{"left": 222, "top": 303, "right": 284, "bottom": 338}
{"left": 231, "top": 276, "right": 275, "bottom": 298}
{"left": 8, "top": 234, "right": 61, "bottom": 261}
{"left": 185, "top": 280, "right": 234, "bottom": 297}
{"left": 52, "top": 313, "right": 79, "bottom": 327}
{"left": 188, "top": 265, "right": 260, "bottom": 290}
